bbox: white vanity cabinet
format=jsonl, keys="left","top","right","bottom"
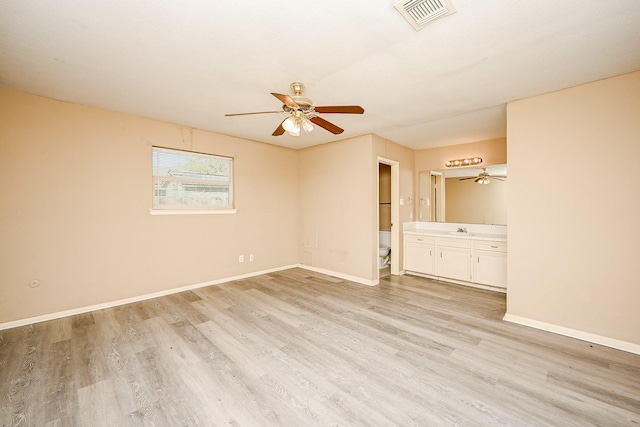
{"left": 403, "top": 230, "right": 507, "bottom": 292}
{"left": 473, "top": 241, "right": 507, "bottom": 288}
{"left": 403, "top": 235, "right": 436, "bottom": 275}
{"left": 436, "top": 238, "right": 472, "bottom": 282}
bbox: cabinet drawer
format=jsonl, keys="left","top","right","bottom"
{"left": 474, "top": 241, "right": 507, "bottom": 252}
{"left": 437, "top": 237, "right": 472, "bottom": 249}
{"left": 404, "top": 234, "right": 436, "bottom": 245}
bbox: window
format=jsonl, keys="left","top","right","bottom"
{"left": 152, "top": 147, "right": 234, "bottom": 213}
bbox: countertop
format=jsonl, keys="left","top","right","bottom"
{"left": 403, "top": 226, "right": 507, "bottom": 242}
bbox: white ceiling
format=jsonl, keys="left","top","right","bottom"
{"left": 1, "top": 0, "right": 639, "bottom": 150}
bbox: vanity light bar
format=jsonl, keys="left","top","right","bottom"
{"left": 445, "top": 157, "right": 482, "bottom": 167}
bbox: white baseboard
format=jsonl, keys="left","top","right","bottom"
{"left": 503, "top": 313, "right": 640, "bottom": 356}
{"left": 297, "top": 264, "right": 377, "bottom": 286}
{"left": 0, "top": 265, "right": 298, "bottom": 331}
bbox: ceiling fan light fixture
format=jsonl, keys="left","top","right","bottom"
{"left": 475, "top": 176, "right": 490, "bottom": 185}
{"left": 301, "top": 118, "right": 314, "bottom": 133}
{"left": 288, "top": 122, "right": 301, "bottom": 136}
{"left": 282, "top": 116, "right": 296, "bottom": 132}
{"left": 289, "top": 118, "right": 301, "bottom": 136}
{"left": 283, "top": 116, "right": 302, "bottom": 136}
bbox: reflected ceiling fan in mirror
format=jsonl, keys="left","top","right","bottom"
{"left": 460, "top": 168, "right": 507, "bottom": 185}
{"left": 225, "top": 82, "right": 364, "bottom": 137}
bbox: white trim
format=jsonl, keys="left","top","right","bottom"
{"left": 503, "top": 313, "right": 640, "bottom": 356}
{"left": 0, "top": 265, "right": 296, "bottom": 331}
{"left": 150, "top": 209, "right": 238, "bottom": 215}
{"left": 297, "top": 265, "right": 377, "bottom": 286}
{"left": 377, "top": 157, "right": 401, "bottom": 278}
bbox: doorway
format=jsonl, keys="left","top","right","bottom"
{"left": 377, "top": 157, "right": 400, "bottom": 282}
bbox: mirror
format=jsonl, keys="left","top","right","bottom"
{"left": 418, "top": 164, "right": 507, "bottom": 225}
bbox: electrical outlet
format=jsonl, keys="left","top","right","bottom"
{"left": 238, "top": 255, "right": 244, "bottom": 263}
{"left": 249, "top": 254, "right": 254, "bottom": 262}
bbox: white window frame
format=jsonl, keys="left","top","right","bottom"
{"left": 150, "top": 147, "right": 236, "bottom": 215}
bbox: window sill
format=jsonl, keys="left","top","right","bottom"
{"left": 150, "top": 209, "right": 238, "bottom": 216}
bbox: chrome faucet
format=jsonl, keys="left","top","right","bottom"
{"left": 457, "top": 227, "right": 467, "bottom": 233}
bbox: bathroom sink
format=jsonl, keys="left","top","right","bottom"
{"left": 445, "top": 231, "right": 475, "bottom": 237}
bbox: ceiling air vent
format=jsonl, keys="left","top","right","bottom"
{"left": 394, "top": 0, "right": 457, "bottom": 31}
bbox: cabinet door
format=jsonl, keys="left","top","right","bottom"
{"left": 404, "top": 243, "right": 435, "bottom": 275}
{"left": 437, "top": 248, "right": 471, "bottom": 282}
{"left": 474, "top": 252, "right": 507, "bottom": 288}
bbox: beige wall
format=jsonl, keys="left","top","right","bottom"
{"left": 298, "top": 134, "right": 414, "bottom": 283}
{"left": 0, "top": 89, "right": 299, "bottom": 324}
{"left": 506, "top": 71, "right": 640, "bottom": 346}
{"left": 415, "top": 137, "right": 507, "bottom": 173}
{"left": 298, "top": 136, "right": 375, "bottom": 280}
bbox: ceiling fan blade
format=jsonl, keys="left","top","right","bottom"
{"left": 271, "top": 92, "right": 298, "bottom": 108}
{"left": 314, "top": 106, "right": 364, "bottom": 114}
{"left": 310, "top": 116, "right": 344, "bottom": 134}
{"left": 459, "top": 177, "right": 476, "bottom": 180}
{"left": 272, "top": 119, "right": 286, "bottom": 136}
{"left": 225, "top": 111, "right": 282, "bottom": 117}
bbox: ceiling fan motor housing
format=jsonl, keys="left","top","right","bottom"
{"left": 288, "top": 83, "right": 313, "bottom": 109}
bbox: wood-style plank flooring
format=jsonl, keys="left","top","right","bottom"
{"left": 1, "top": 268, "right": 639, "bottom": 426}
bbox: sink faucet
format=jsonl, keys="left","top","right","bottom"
{"left": 457, "top": 227, "right": 467, "bottom": 233}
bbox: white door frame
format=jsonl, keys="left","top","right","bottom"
{"left": 377, "top": 157, "right": 400, "bottom": 280}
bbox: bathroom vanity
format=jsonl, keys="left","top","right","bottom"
{"left": 403, "top": 222, "right": 507, "bottom": 293}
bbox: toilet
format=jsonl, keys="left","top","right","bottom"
{"left": 379, "top": 231, "right": 391, "bottom": 269}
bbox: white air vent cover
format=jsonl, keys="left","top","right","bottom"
{"left": 394, "top": 0, "right": 457, "bottom": 31}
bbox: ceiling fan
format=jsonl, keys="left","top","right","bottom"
{"left": 225, "top": 82, "right": 364, "bottom": 137}
{"left": 460, "top": 168, "right": 507, "bottom": 185}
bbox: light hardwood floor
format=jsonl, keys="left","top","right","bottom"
{"left": 1, "top": 268, "right": 639, "bottom": 426}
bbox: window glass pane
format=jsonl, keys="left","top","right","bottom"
{"left": 152, "top": 147, "right": 233, "bottom": 210}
